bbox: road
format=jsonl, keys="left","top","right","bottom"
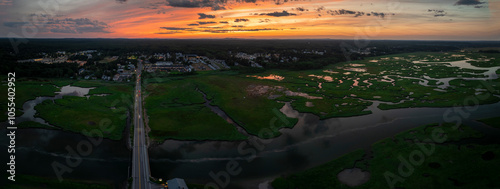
{"left": 131, "top": 61, "right": 152, "bottom": 189}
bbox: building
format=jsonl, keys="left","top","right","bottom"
{"left": 149, "top": 63, "right": 191, "bottom": 73}
{"left": 128, "top": 63, "right": 136, "bottom": 70}
{"left": 184, "top": 54, "right": 198, "bottom": 61}
{"left": 166, "top": 178, "right": 188, "bottom": 189}
{"left": 113, "top": 74, "right": 120, "bottom": 81}
{"left": 156, "top": 61, "right": 173, "bottom": 66}
{"left": 113, "top": 71, "right": 133, "bottom": 82}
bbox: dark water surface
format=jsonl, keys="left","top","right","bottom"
{"left": 149, "top": 101, "right": 500, "bottom": 188}
{"left": 1, "top": 89, "right": 499, "bottom": 188}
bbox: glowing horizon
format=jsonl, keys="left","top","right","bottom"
{"left": 1, "top": 0, "right": 499, "bottom": 40}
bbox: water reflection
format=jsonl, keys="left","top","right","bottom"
{"left": 362, "top": 80, "right": 373, "bottom": 88}
{"left": 248, "top": 74, "right": 285, "bottom": 81}
{"left": 353, "top": 78, "right": 359, "bottom": 87}
{"left": 308, "top": 74, "right": 333, "bottom": 82}
{"left": 57, "top": 85, "right": 94, "bottom": 96}
{"left": 149, "top": 101, "right": 500, "bottom": 189}
{"left": 344, "top": 68, "right": 367, "bottom": 72}
{"left": 413, "top": 59, "right": 500, "bottom": 82}
{"left": 0, "top": 125, "right": 130, "bottom": 188}
{"left": 323, "top": 70, "right": 339, "bottom": 74}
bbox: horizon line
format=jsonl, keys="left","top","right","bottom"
{"left": 1, "top": 37, "right": 500, "bottom": 42}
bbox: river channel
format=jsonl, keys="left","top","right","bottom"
{"left": 1, "top": 85, "right": 499, "bottom": 188}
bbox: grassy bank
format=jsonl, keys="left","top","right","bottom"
{"left": 34, "top": 80, "right": 133, "bottom": 140}
{"left": 0, "top": 78, "right": 75, "bottom": 122}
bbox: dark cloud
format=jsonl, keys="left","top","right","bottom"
{"left": 370, "top": 12, "right": 386, "bottom": 18}
{"left": 3, "top": 22, "right": 29, "bottom": 28}
{"left": 315, "top": 6, "right": 325, "bottom": 12}
{"left": 219, "top": 21, "right": 229, "bottom": 24}
{"left": 75, "top": 26, "right": 109, "bottom": 33}
{"left": 153, "top": 0, "right": 298, "bottom": 12}
{"left": 197, "top": 21, "right": 217, "bottom": 25}
{"left": 188, "top": 23, "right": 200, "bottom": 26}
{"left": 198, "top": 13, "right": 216, "bottom": 19}
{"left": 295, "top": 7, "right": 308, "bottom": 12}
{"left": 140, "top": 1, "right": 168, "bottom": 12}
{"left": 165, "top": 0, "right": 227, "bottom": 10}
{"left": 273, "top": 0, "right": 289, "bottom": 5}
{"left": 259, "top": 18, "right": 271, "bottom": 23}
{"left": 455, "top": 0, "right": 484, "bottom": 5}
{"left": 320, "top": 8, "right": 391, "bottom": 18}
{"left": 201, "top": 28, "right": 280, "bottom": 33}
{"left": 160, "top": 27, "right": 191, "bottom": 30}
{"left": 234, "top": 18, "right": 249, "bottom": 22}
{"left": 326, "top": 9, "right": 364, "bottom": 17}
{"left": 116, "top": 0, "right": 127, "bottom": 3}
{"left": 260, "top": 10, "right": 297, "bottom": 17}
{"left": 428, "top": 9, "right": 447, "bottom": 17}
{"left": 28, "top": 13, "right": 63, "bottom": 18}
{"left": 157, "top": 25, "right": 280, "bottom": 34}
{"left": 199, "top": 26, "right": 223, "bottom": 28}
{"left": 155, "top": 31, "right": 181, "bottom": 34}
{"left": 49, "top": 28, "right": 75, "bottom": 33}
{"left": 42, "top": 18, "right": 111, "bottom": 33}
{"left": 237, "top": 0, "right": 257, "bottom": 2}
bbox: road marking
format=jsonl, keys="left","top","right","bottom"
{"left": 138, "top": 97, "right": 141, "bottom": 188}
{"left": 136, "top": 85, "right": 142, "bottom": 189}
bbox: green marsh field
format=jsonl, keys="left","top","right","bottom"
{"left": 143, "top": 51, "right": 500, "bottom": 141}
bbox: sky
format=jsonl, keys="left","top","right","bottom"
{"left": 0, "top": 0, "right": 499, "bottom": 40}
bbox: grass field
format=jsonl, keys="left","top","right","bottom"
{"left": 271, "top": 122, "right": 499, "bottom": 188}
{"left": 193, "top": 75, "right": 298, "bottom": 138}
{"left": 145, "top": 79, "right": 248, "bottom": 141}
{"left": 236, "top": 52, "right": 499, "bottom": 118}
{"left": 5, "top": 52, "right": 499, "bottom": 142}
{"left": 34, "top": 80, "right": 134, "bottom": 140}
{"left": 143, "top": 52, "right": 500, "bottom": 140}
{"left": 144, "top": 72, "right": 299, "bottom": 139}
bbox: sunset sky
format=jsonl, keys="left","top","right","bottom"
{"left": 1, "top": 0, "right": 499, "bottom": 40}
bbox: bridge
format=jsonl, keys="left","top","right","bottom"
{"left": 131, "top": 61, "right": 152, "bottom": 189}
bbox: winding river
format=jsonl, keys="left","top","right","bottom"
{"left": 148, "top": 100, "right": 500, "bottom": 188}
{"left": 1, "top": 85, "right": 499, "bottom": 188}
{"left": 0, "top": 85, "right": 130, "bottom": 188}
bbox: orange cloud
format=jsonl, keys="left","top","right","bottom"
{"left": 4, "top": 0, "right": 494, "bottom": 40}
